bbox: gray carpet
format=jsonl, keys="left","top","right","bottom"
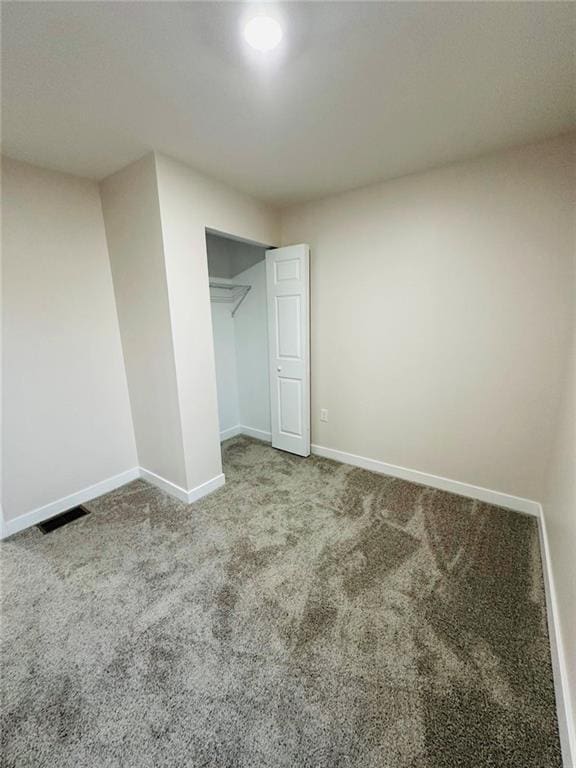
{"left": 0, "top": 436, "right": 562, "bottom": 767}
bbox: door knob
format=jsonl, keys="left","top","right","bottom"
{"left": 277, "top": 366, "right": 282, "bottom": 372}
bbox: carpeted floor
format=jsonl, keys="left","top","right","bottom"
{"left": 0, "top": 436, "right": 562, "bottom": 767}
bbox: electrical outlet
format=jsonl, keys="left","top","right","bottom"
{"left": 320, "top": 409, "right": 328, "bottom": 422}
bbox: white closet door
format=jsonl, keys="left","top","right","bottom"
{"left": 266, "top": 244, "right": 310, "bottom": 457}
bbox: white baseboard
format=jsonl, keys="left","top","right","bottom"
{"left": 139, "top": 467, "right": 190, "bottom": 503}
{"left": 219, "top": 425, "right": 270, "bottom": 443}
{"left": 220, "top": 425, "right": 242, "bottom": 441}
{"left": 185, "top": 472, "right": 225, "bottom": 503}
{"left": 537, "top": 504, "right": 575, "bottom": 767}
{"left": 138, "top": 467, "right": 225, "bottom": 504}
{"left": 1, "top": 467, "right": 226, "bottom": 540}
{"left": 240, "top": 425, "right": 272, "bottom": 442}
{"left": 311, "top": 443, "right": 540, "bottom": 516}
{"left": 0, "top": 467, "right": 140, "bottom": 539}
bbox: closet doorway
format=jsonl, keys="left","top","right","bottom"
{"left": 205, "top": 230, "right": 311, "bottom": 458}
{"left": 206, "top": 229, "right": 271, "bottom": 445}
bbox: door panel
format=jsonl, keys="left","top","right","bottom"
{"left": 278, "top": 377, "right": 303, "bottom": 436}
{"left": 274, "top": 258, "right": 301, "bottom": 282}
{"left": 275, "top": 295, "right": 301, "bottom": 359}
{"left": 266, "top": 244, "right": 310, "bottom": 456}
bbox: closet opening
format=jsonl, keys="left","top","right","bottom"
{"left": 205, "top": 229, "right": 272, "bottom": 453}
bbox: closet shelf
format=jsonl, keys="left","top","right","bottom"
{"left": 209, "top": 280, "right": 251, "bottom": 317}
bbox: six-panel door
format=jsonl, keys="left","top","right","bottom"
{"left": 266, "top": 244, "right": 310, "bottom": 457}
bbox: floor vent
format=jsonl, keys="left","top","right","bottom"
{"left": 37, "top": 506, "right": 90, "bottom": 534}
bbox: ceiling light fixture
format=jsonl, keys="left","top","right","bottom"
{"left": 244, "top": 16, "right": 283, "bottom": 52}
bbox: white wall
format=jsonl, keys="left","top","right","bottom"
{"left": 154, "top": 152, "right": 279, "bottom": 489}
{"left": 544, "top": 278, "right": 576, "bottom": 752}
{"left": 100, "top": 155, "right": 188, "bottom": 488}
{"left": 234, "top": 260, "right": 271, "bottom": 437}
{"left": 281, "top": 135, "right": 575, "bottom": 501}
{"left": 210, "top": 302, "right": 240, "bottom": 436}
{"left": 2, "top": 157, "right": 137, "bottom": 521}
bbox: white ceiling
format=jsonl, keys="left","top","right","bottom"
{"left": 2, "top": 2, "right": 575, "bottom": 206}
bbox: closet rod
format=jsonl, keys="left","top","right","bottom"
{"left": 208, "top": 281, "right": 251, "bottom": 317}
